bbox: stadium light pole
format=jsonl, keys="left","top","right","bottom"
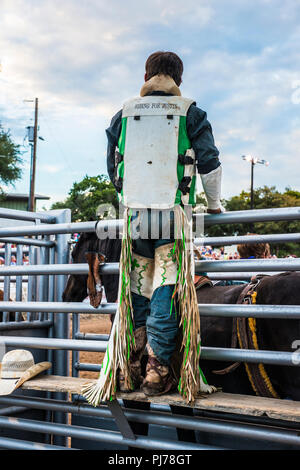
{"left": 241, "top": 155, "right": 270, "bottom": 209}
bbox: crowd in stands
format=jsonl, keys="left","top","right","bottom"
{"left": 0, "top": 243, "right": 29, "bottom": 265}
{"left": 198, "top": 245, "right": 279, "bottom": 260}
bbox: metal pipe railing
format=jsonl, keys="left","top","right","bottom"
{"left": 0, "top": 273, "right": 278, "bottom": 282}
{"left": 0, "top": 320, "right": 53, "bottom": 331}
{"left": 75, "top": 332, "right": 110, "bottom": 341}
{"left": 195, "top": 233, "right": 300, "bottom": 246}
{"left": 0, "top": 415, "right": 219, "bottom": 450}
{"left": 74, "top": 362, "right": 100, "bottom": 372}
{"left": 0, "top": 335, "right": 298, "bottom": 366}
{"left": 0, "top": 395, "right": 299, "bottom": 447}
{"left": 0, "top": 237, "right": 55, "bottom": 247}
{"left": 0, "top": 207, "right": 56, "bottom": 224}
{"left": 0, "top": 206, "right": 299, "bottom": 238}
{"left": 208, "top": 272, "right": 284, "bottom": 280}
{"left": 201, "top": 206, "right": 300, "bottom": 226}
{"left": 0, "top": 436, "right": 74, "bottom": 450}
{"left": 0, "top": 406, "right": 28, "bottom": 416}
{"left": 1, "top": 301, "right": 300, "bottom": 319}
{"left": 0, "top": 257, "right": 299, "bottom": 276}
{"left": 197, "top": 258, "right": 300, "bottom": 272}
{"left": 0, "top": 221, "right": 98, "bottom": 237}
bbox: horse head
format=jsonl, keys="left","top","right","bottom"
{"left": 62, "top": 232, "right": 121, "bottom": 306}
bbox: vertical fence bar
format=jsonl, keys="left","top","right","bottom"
{"left": 47, "top": 240, "right": 55, "bottom": 370}
{"left": 69, "top": 238, "right": 80, "bottom": 379}
{"left": 3, "top": 243, "right": 12, "bottom": 322}
{"left": 34, "top": 244, "right": 39, "bottom": 321}
{"left": 27, "top": 246, "right": 34, "bottom": 321}
{"left": 38, "top": 237, "right": 49, "bottom": 321}
{"left": 15, "top": 244, "right": 23, "bottom": 322}
{"left": 72, "top": 313, "right": 79, "bottom": 378}
{"left": 53, "top": 209, "right": 71, "bottom": 447}
{"left": 43, "top": 236, "right": 50, "bottom": 321}
{"left": 45, "top": 241, "right": 55, "bottom": 443}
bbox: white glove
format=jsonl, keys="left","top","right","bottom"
{"left": 200, "top": 166, "right": 224, "bottom": 212}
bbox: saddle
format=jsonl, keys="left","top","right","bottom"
{"left": 213, "top": 275, "right": 280, "bottom": 399}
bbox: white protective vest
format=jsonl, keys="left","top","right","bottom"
{"left": 118, "top": 95, "right": 196, "bottom": 209}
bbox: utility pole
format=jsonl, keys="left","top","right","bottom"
{"left": 28, "top": 98, "right": 38, "bottom": 212}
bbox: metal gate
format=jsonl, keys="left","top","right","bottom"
{"left": 0, "top": 206, "right": 299, "bottom": 450}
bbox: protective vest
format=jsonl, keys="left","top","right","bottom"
{"left": 115, "top": 95, "right": 197, "bottom": 209}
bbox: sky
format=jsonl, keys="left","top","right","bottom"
{"left": 0, "top": 0, "right": 299, "bottom": 210}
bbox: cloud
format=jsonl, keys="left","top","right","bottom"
{"left": 0, "top": 0, "right": 300, "bottom": 203}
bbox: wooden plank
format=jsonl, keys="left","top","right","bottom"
{"left": 21, "top": 375, "right": 300, "bottom": 423}
{"left": 21, "top": 375, "right": 92, "bottom": 394}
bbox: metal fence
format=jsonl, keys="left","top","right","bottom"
{"left": 0, "top": 206, "right": 299, "bottom": 450}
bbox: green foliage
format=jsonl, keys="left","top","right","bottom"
{"left": 205, "top": 186, "right": 300, "bottom": 256}
{"left": 51, "top": 174, "right": 119, "bottom": 222}
{"left": 0, "top": 125, "right": 23, "bottom": 192}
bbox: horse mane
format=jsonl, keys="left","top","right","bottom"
{"left": 72, "top": 232, "right": 121, "bottom": 262}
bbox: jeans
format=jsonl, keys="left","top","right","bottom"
{"left": 131, "top": 238, "right": 179, "bottom": 366}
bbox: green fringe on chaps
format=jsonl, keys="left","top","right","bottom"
{"left": 82, "top": 205, "right": 216, "bottom": 406}
{"left": 173, "top": 205, "right": 217, "bottom": 404}
{"left": 82, "top": 208, "right": 135, "bottom": 405}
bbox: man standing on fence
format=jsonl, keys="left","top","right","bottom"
{"left": 82, "top": 51, "right": 223, "bottom": 405}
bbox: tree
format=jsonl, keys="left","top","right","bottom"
{"left": 0, "top": 125, "right": 23, "bottom": 192}
{"left": 205, "top": 186, "right": 300, "bottom": 257}
{"left": 51, "top": 174, "right": 119, "bottom": 222}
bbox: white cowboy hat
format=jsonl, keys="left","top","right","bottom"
{"left": 0, "top": 349, "right": 51, "bottom": 396}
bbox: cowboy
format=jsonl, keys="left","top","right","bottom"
{"left": 83, "top": 51, "right": 223, "bottom": 404}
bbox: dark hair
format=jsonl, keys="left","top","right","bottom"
{"left": 237, "top": 234, "right": 271, "bottom": 259}
{"left": 145, "top": 51, "right": 183, "bottom": 86}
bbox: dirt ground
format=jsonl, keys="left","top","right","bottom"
{"left": 70, "top": 314, "right": 112, "bottom": 379}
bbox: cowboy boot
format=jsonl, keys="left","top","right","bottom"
{"left": 118, "top": 326, "right": 147, "bottom": 393}
{"left": 141, "top": 344, "right": 176, "bottom": 396}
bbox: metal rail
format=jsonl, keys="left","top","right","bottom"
{"left": 0, "top": 436, "right": 74, "bottom": 450}
{"left": 0, "top": 415, "right": 219, "bottom": 450}
{"left": 1, "top": 301, "right": 300, "bottom": 319}
{"left": 201, "top": 206, "right": 300, "bottom": 226}
{"left": 0, "top": 321, "right": 53, "bottom": 331}
{"left": 0, "top": 396, "right": 299, "bottom": 447}
{"left": 0, "top": 236, "right": 55, "bottom": 247}
{"left": 0, "top": 257, "right": 299, "bottom": 276}
{"left": 195, "top": 233, "right": 300, "bottom": 246}
{"left": 0, "top": 206, "right": 299, "bottom": 237}
{"left": 0, "top": 335, "right": 298, "bottom": 366}
{"left": 0, "top": 207, "right": 56, "bottom": 224}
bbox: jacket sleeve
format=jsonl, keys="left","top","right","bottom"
{"left": 105, "top": 109, "right": 122, "bottom": 188}
{"left": 186, "top": 104, "right": 221, "bottom": 175}
{"left": 186, "top": 105, "right": 223, "bottom": 210}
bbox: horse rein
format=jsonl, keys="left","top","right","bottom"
{"left": 213, "top": 275, "right": 280, "bottom": 399}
